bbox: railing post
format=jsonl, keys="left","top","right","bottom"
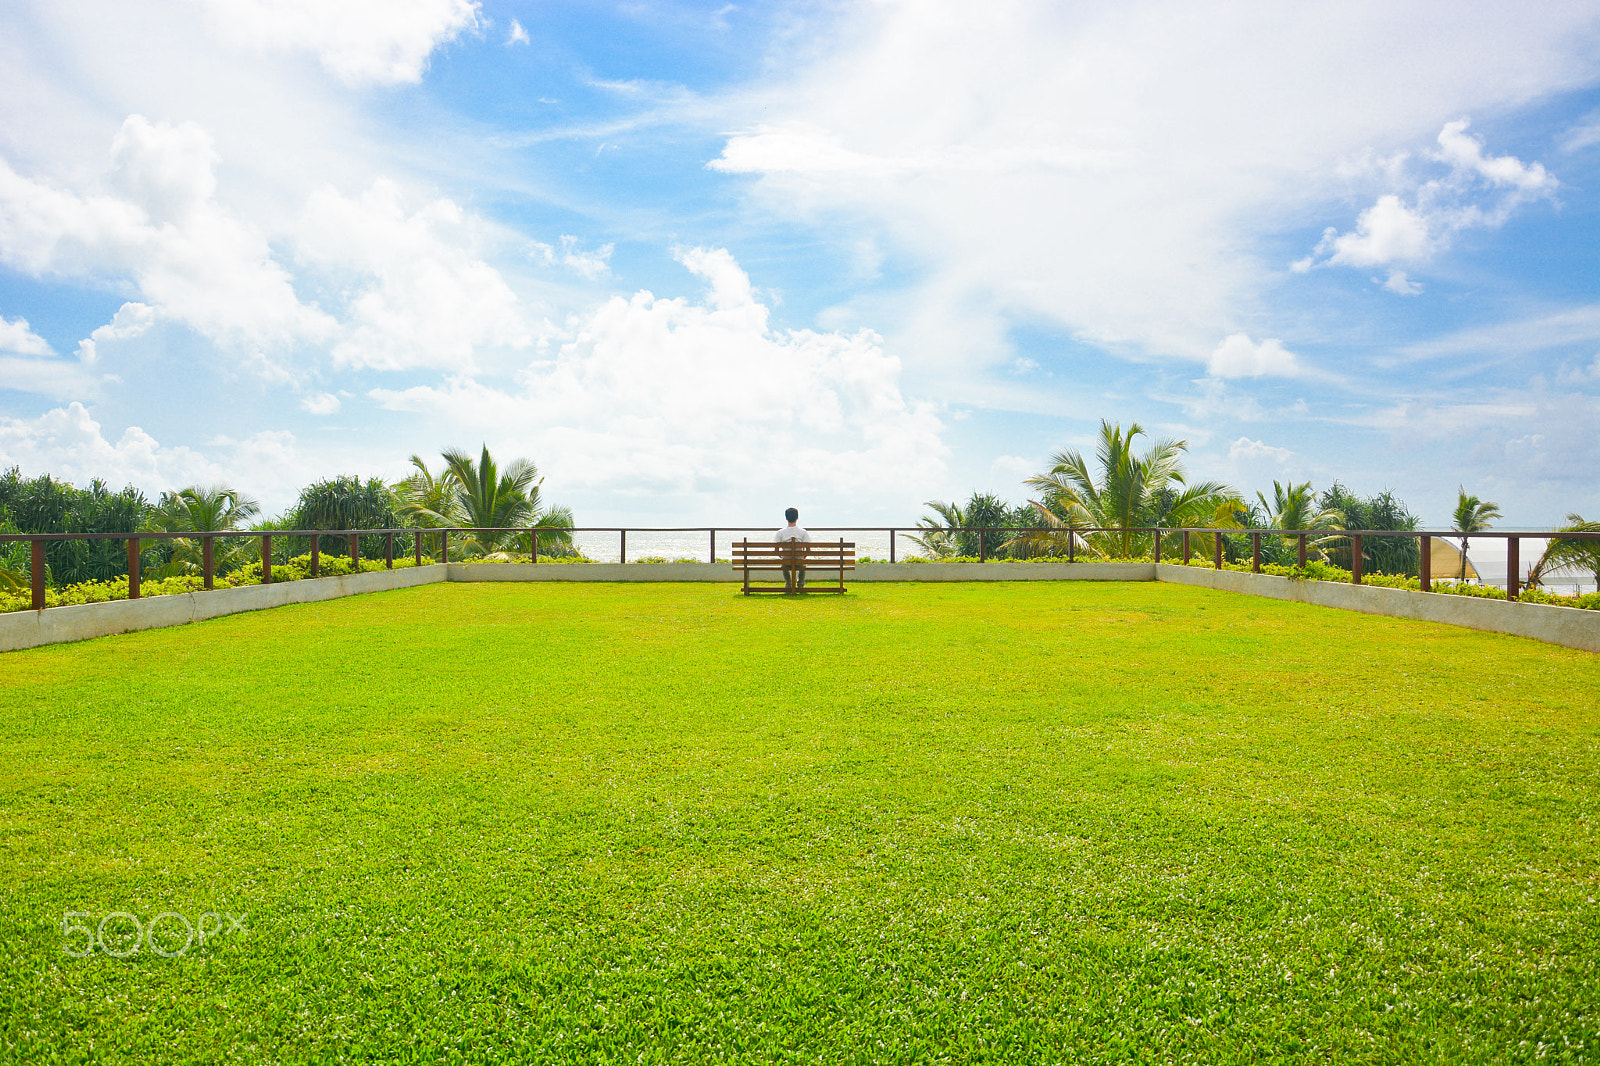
{"left": 978, "top": 529, "right": 986, "bottom": 563}
{"left": 1182, "top": 530, "right": 1190, "bottom": 564}
{"left": 349, "top": 533, "right": 359, "bottom": 570}
{"left": 30, "top": 539, "right": 45, "bottom": 611}
{"left": 128, "top": 537, "right": 142, "bottom": 599}
{"left": 1351, "top": 534, "right": 1363, "bottom": 585}
{"left": 1068, "top": 529, "right": 1076, "bottom": 564}
{"left": 1507, "top": 536, "right": 1520, "bottom": 601}
{"left": 1419, "top": 535, "right": 1430, "bottom": 592}
{"left": 531, "top": 528, "right": 539, "bottom": 563}
{"left": 261, "top": 534, "right": 272, "bottom": 585}
{"left": 311, "top": 534, "right": 320, "bottom": 577}
{"left": 1213, "top": 531, "right": 1222, "bottom": 570}
{"left": 415, "top": 531, "right": 422, "bottom": 566}
{"left": 620, "top": 529, "right": 626, "bottom": 564}
{"left": 1153, "top": 528, "right": 1162, "bottom": 564}
{"left": 440, "top": 530, "right": 448, "bottom": 564}
{"left": 203, "top": 535, "right": 214, "bottom": 590}
{"left": 1251, "top": 532, "right": 1260, "bottom": 573}
{"left": 709, "top": 529, "right": 715, "bottom": 564}
{"left": 1297, "top": 534, "right": 1306, "bottom": 567}
{"left": 385, "top": 532, "right": 394, "bottom": 569}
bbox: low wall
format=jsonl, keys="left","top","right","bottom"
{"left": 0, "top": 566, "right": 446, "bottom": 653}
{"left": 1157, "top": 564, "right": 1600, "bottom": 654}
{"left": 446, "top": 561, "right": 1156, "bottom": 583}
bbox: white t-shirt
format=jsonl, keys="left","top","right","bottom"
{"left": 774, "top": 524, "right": 812, "bottom": 542}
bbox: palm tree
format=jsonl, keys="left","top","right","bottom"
{"left": 1257, "top": 480, "right": 1343, "bottom": 560}
{"left": 393, "top": 454, "right": 458, "bottom": 530}
{"left": 1526, "top": 514, "right": 1600, "bottom": 592}
{"left": 145, "top": 484, "right": 261, "bottom": 575}
{"left": 441, "top": 444, "right": 573, "bottom": 556}
{"left": 910, "top": 493, "right": 1028, "bottom": 559}
{"left": 1019, "top": 420, "right": 1239, "bottom": 559}
{"left": 1452, "top": 486, "right": 1502, "bottom": 583}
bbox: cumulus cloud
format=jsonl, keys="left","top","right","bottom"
{"left": 0, "top": 401, "right": 324, "bottom": 506}
{"left": 1381, "top": 270, "right": 1423, "bottom": 296}
{"left": 369, "top": 248, "right": 946, "bottom": 498}
{"left": 0, "top": 402, "right": 216, "bottom": 489}
{"left": 74, "top": 302, "right": 158, "bottom": 364}
{"left": 1295, "top": 119, "right": 1557, "bottom": 286}
{"left": 1228, "top": 437, "right": 1295, "bottom": 464}
{"left": 0, "top": 314, "right": 54, "bottom": 356}
{"left": 1, "top": 313, "right": 106, "bottom": 400}
{"left": 297, "top": 178, "right": 534, "bottom": 371}
{"left": 506, "top": 18, "right": 530, "bottom": 46}
{"left": 1207, "top": 333, "right": 1302, "bottom": 379}
{"left": 0, "top": 115, "right": 335, "bottom": 352}
{"left": 193, "top": 0, "right": 483, "bottom": 86}
{"left": 300, "top": 392, "right": 341, "bottom": 414}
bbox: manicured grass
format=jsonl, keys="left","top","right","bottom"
{"left": 1, "top": 582, "right": 1597, "bottom": 1063}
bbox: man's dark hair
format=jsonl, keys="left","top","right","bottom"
{"left": 785, "top": 507, "right": 799, "bottom": 523}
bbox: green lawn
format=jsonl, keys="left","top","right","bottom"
{"left": 1, "top": 582, "right": 1597, "bottom": 1064}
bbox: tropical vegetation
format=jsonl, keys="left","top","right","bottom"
{"left": 1451, "top": 485, "right": 1503, "bottom": 582}
{"left": 1016, "top": 420, "right": 1240, "bottom": 559}
{"left": 910, "top": 493, "right": 1041, "bottom": 559}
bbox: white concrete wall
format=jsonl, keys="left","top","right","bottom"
{"left": 854, "top": 562, "right": 1155, "bottom": 582}
{"left": 1157, "top": 564, "right": 1600, "bottom": 654}
{"left": 446, "top": 561, "right": 1156, "bottom": 583}
{"left": 448, "top": 562, "right": 731, "bottom": 582}
{"left": 0, "top": 566, "right": 446, "bottom": 652}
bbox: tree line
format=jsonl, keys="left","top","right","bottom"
{"left": 913, "top": 420, "right": 1600, "bottom": 588}
{"left": 0, "top": 444, "right": 574, "bottom": 588}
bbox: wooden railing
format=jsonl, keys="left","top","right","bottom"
{"left": 3, "top": 525, "right": 1597, "bottom": 612}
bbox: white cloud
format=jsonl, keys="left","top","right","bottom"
{"left": 193, "top": 0, "right": 483, "bottom": 86}
{"left": 1381, "top": 270, "right": 1423, "bottom": 296}
{"left": 1434, "top": 119, "right": 1554, "bottom": 191}
{"left": 531, "top": 234, "right": 613, "bottom": 280}
{"left": 0, "top": 401, "right": 325, "bottom": 507}
{"left": 706, "top": 4, "right": 1600, "bottom": 367}
{"left": 0, "top": 402, "right": 216, "bottom": 489}
{"left": 1228, "top": 437, "right": 1294, "bottom": 464}
{"left": 369, "top": 248, "right": 947, "bottom": 500}
{"left": 1296, "top": 119, "right": 1557, "bottom": 286}
{"left": 1309, "top": 194, "right": 1434, "bottom": 269}
{"left": 0, "top": 115, "right": 335, "bottom": 352}
{"left": 1207, "top": 333, "right": 1302, "bottom": 379}
{"left": 297, "top": 178, "right": 534, "bottom": 371}
{"left": 506, "top": 18, "right": 530, "bottom": 46}
{"left": 0, "top": 313, "right": 54, "bottom": 356}
{"left": 300, "top": 392, "right": 341, "bottom": 415}
{"left": 74, "top": 302, "right": 157, "bottom": 364}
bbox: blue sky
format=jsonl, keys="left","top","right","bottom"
{"left": 1, "top": 1, "right": 1598, "bottom": 529}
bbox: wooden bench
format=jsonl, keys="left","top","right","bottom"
{"left": 732, "top": 539, "right": 855, "bottom": 594}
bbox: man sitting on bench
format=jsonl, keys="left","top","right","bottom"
{"left": 774, "top": 507, "right": 811, "bottom": 591}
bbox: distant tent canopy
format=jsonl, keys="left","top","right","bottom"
{"left": 1431, "top": 538, "right": 1478, "bottom": 581}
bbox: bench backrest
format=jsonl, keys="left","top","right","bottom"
{"left": 731, "top": 540, "right": 856, "bottom": 568}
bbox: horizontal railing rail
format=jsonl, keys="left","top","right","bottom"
{"left": 4, "top": 524, "right": 1598, "bottom": 612}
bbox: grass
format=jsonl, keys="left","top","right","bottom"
{"left": 0, "top": 581, "right": 1597, "bottom": 1064}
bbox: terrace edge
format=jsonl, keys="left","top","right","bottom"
{"left": 2, "top": 560, "right": 1596, "bottom": 653}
